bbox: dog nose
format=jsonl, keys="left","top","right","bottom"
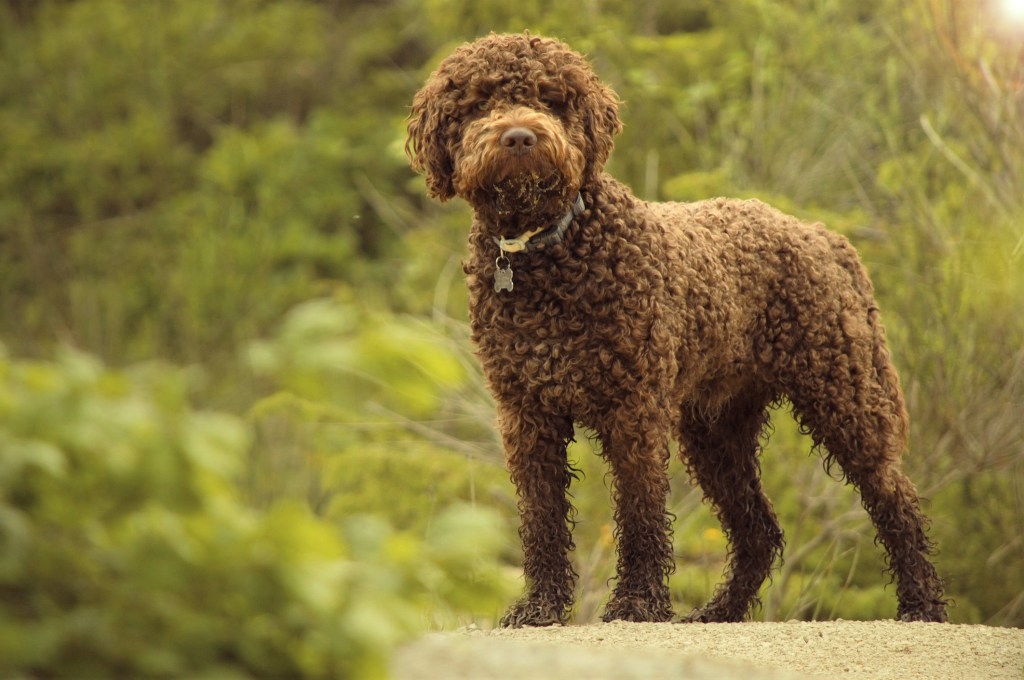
{"left": 500, "top": 127, "right": 537, "bottom": 152}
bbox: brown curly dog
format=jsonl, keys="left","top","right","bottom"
{"left": 406, "top": 32, "right": 947, "bottom": 627}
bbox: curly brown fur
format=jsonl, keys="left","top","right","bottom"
{"left": 407, "top": 32, "right": 947, "bottom": 626}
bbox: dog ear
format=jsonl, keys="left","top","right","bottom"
{"left": 405, "top": 81, "right": 456, "bottom": 201}
{"left": 582, "top": 80, "right": 623, "bottom": 178}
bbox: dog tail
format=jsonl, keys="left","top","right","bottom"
{"left": 827, "top": 231, "right": 917, "bottom": 454}
{"left": 868, "top": 303, "right": 910, "bottom": 450}
{"left": 827, "top": 229, "right": 911, "bottom": 452}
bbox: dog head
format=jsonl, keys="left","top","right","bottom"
{"left": 406, "top": 33, "right": 621, "bottom": 220}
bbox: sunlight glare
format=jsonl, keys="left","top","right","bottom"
{"left": 1001, "top": 0, "right": 1024, "bottom": 21}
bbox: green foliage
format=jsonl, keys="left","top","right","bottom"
{"left": 249, "top": 297, "right": 466, "bottom": 416}
{"left": 0, "top": 347, "right": 511, "bottom": 678}
{"left": 245, "top": 296, "right": 509, "bottom": 530}
{"left": 0, "top": 0, "right": 415, "bottom": 368}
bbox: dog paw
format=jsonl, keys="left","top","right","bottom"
{"left": 898, "top": 606, "right": 948, "bottom": 623}
{"left": 499, "top": 598, "right": 568, "bottom": 628}
{"left": 677, "top": 605, "right": 745, "bottom": 624}
{"left": 601, "top": 595, "right": 674, "bottom": 623}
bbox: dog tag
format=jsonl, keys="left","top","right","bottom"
{"left": 494, "top": 255, "right": 514, "bottom": 292}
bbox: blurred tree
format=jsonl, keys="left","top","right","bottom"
{"left": 0, "top": 0, "right": 420, "bottom": 372}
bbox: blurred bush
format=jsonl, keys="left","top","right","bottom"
{"left": 0, "top": 346, "right": 511, "bottom": 678}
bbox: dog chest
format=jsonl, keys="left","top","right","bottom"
{"left": 471, "top": 292, "right": 666, "bottom": 422}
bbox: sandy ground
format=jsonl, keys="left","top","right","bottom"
{"left": 392, "top": 620, "right": 1024, "bottom": 680}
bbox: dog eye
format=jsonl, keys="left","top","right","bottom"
{"left": 540, "top": 96, "right": 563, "bottom": 111}
{"left": 475, "top": 100, "right": 490, "bottom": 112}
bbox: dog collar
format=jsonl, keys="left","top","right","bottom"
{"left": 493, "top": 193, "right": 585, "bottom": 254}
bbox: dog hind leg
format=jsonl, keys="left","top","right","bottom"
{"left": 786, "top": 313, "right": 948, "bottom": 623}
{"left": 675, "top": 393, "right": 778, "bottom": 622}
{"left": 677, "top": 392, "right": 784, "bottom": 623}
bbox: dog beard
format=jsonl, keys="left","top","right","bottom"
{"left": 491, "top": 172, "right": 567, "bottom": 219}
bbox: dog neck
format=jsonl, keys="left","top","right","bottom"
{"left": 489, "top": 192, "right": 585, "bottom": 255}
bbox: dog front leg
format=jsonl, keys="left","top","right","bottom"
{"left": 600, "top": 414, "right": 676, "bottom": 623}
{"left": 498, "top": 408, "right": 578, "bottom": 627}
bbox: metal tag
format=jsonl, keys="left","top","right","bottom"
{"left": 494, "top": 256, "right": 514, "bottom": 292}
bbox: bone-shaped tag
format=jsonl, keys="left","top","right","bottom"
{"left": 493, "top": 257, "right": 514, "bottom": 292}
